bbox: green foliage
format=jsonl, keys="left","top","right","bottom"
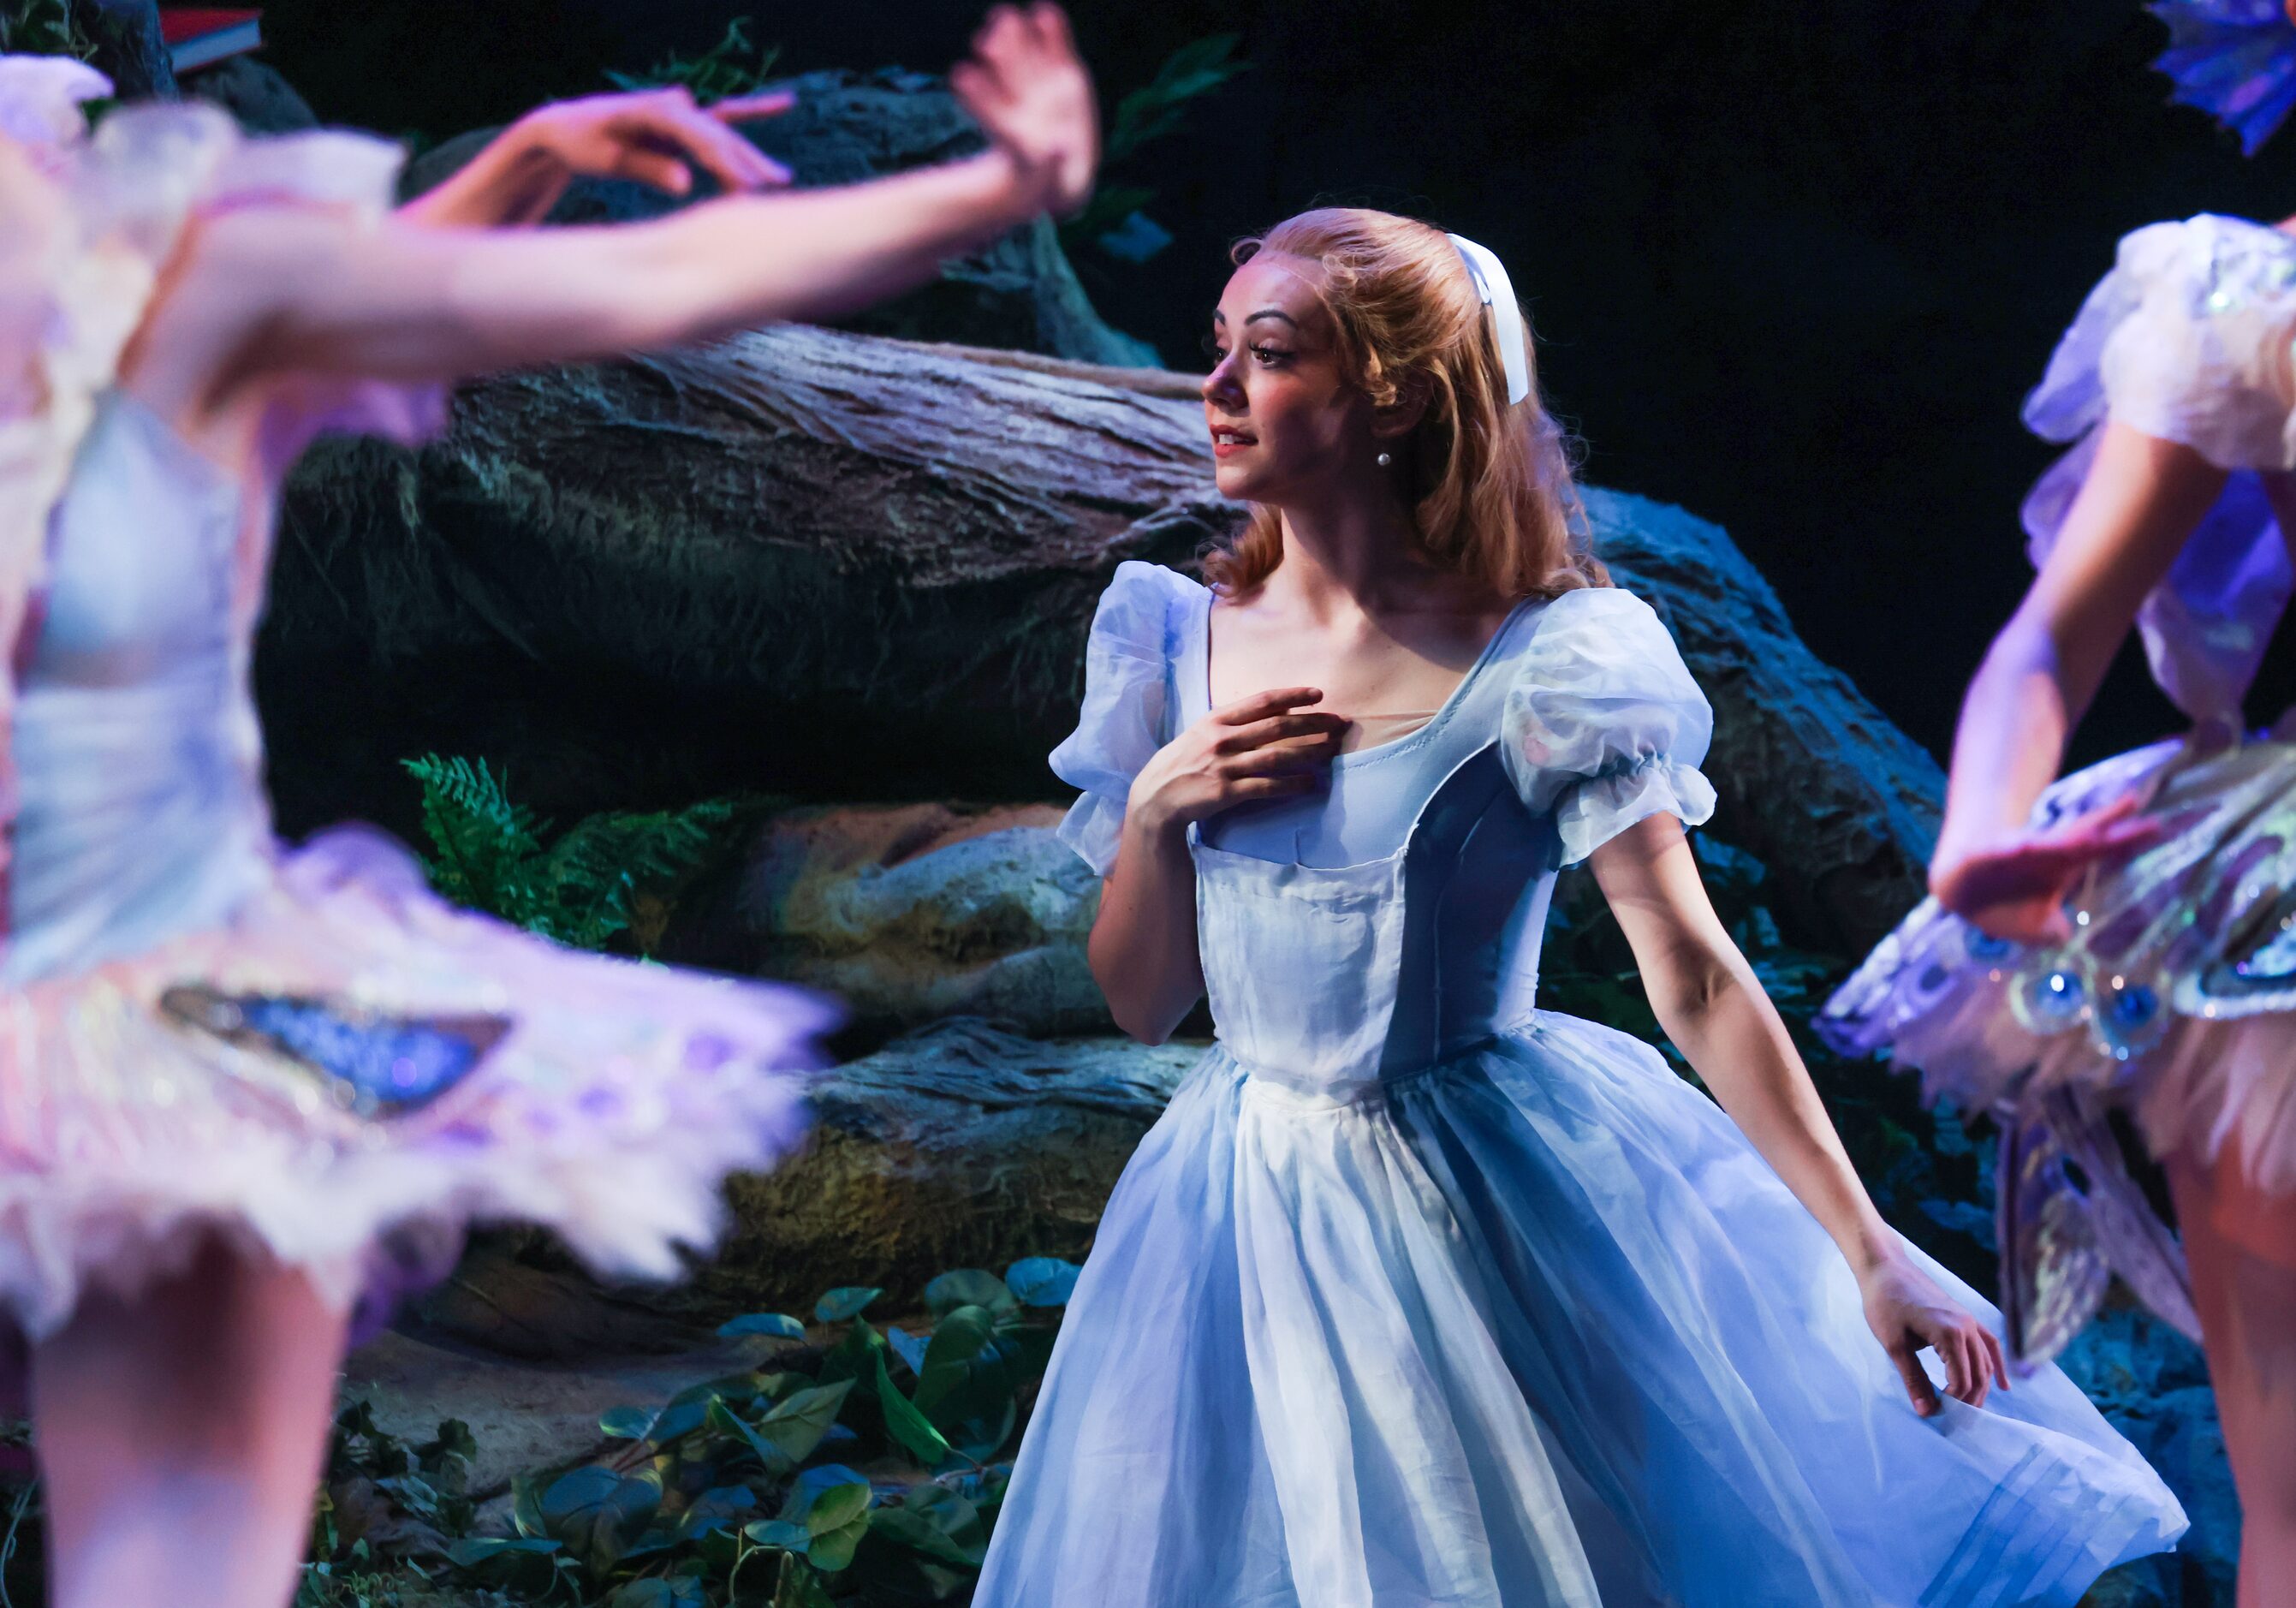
{"left": 1062, "top": 34, "right": 1251, "bottom": 265}
{"left": 605, "top": 18, "right": 781, "bottom": 101}
{"left": 279, "top": 1258, "right": 1083, "bottom": 1605}
{"left": 0, "top": 0, "right": 88, "bottom": 58}
{"left": 400, "top": 755, "right": 738, "bottom": 955}
{"left": 1103, "top": 34, "right": 1251, "bottom": 166}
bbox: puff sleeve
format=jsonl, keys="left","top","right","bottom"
{"left": 2028, "top": 215, "right": 2296, "bottom": 471}
{"left": 2021, "top": 215, "right": 2296, "bottom": 723}
{"left": 1499, "top": 588, "right": 1718, "bottom": 867}
{"left": 1048, "top": 562, "right": 1199, "bottom": 876}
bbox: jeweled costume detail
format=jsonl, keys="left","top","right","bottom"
{"left": 1820, "top": 214, "right": 2296, "bottom": 1361}
{"left": 977, "top": 563, "right": 2185, "bottom": 1608}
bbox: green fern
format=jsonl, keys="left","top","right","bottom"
{"left": 1062, "top": 33, "right": 1251, "bottom": 263}
{"left": 400, "top": 755, "right": 736, "bottom": 953}
{"left": 604, "top": 16, "right": 781, "bottom": 100}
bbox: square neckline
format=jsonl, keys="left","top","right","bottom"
{"left": 1192, "top": 590, "right": 1540, "bottom": 769}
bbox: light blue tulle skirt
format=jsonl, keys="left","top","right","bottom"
{"left": 974, "top": 1012, "right": 2185, "bottom": 1608}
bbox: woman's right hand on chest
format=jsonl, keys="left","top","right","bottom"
{"left": 1125, "top": 688, "right": 1347, "bottom": 839}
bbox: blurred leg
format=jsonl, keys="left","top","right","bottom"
{"left": 30, "top": 1237, "right": 348, "bottom": 1608}
{"left": 2169, "top": 1150, "right": 2296, "bottom": 1608}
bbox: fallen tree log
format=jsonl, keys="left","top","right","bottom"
{"left": 264, "top": 328, "right": 1940, "bottom": 955}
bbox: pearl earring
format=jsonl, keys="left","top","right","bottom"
{"left": 1376, "top": 451, "right": 1392, "bottom": 468}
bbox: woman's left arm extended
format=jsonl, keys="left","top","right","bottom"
{"left": 1591, "top": 813, "right": 2009, "bottom": 1415}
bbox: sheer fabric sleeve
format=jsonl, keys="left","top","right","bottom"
{"left": 2054, "top": 217, "right": 2296, "bottom": 469}
{"left": 2020, "top": 214, "right": 2296, "bottom": 723}
{"left": 1048, "top": 562, "right": 1194, "bottom": 876}
{"left": 1500, "top": 588, "right": 1717, "bottom": 867}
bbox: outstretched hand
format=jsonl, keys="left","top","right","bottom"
{"left": 950, "top": 3, "right": 1098, "bottom": 216}
{"left": 1859, "top": 1255, "right": 2010, "bottom": 1416}
{"left": 499, "top": 86, "right": 796, "bottom": 197}
{"left": 400, "top": 86, "right": 796, "bottom": 229}
{"left": 1930, "top": 795, "right": 2164, "bottom": 945}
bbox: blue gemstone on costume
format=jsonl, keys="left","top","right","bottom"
{"left": 2092, "top": 974, "right": 2168, "bottom": 1059}
{"left": 236, "top": 998, "right": 490, "bottom": 1111}
{"left": 2012, "top": 967, "right": 2088, "bottom": 1034}
{"left": 160, "top": 986, "right": 511, "bottom": 1116}
{"left": 2105, "top": 982, "right": 2159, "bottom": 1027}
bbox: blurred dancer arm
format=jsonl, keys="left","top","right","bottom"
{"left": 1592, "top": 813, "right": 2008, "bottom": 1415}
{"left": 1929, "top": 423, "right": 2224, "bottom": 940}
{"left": 396, "top": 86, "right": 795, "bottom": 229}
{"left": 170, "top": 5, "right": 1093, "bottom": 389}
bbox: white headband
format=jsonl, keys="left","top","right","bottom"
{"left": 1445, "top": 232, "right": 1532, "bottom": 408}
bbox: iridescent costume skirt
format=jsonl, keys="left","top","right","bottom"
{"left": 1821, "top": 731, "right": 2296, "bottom": 1361}
{"left": 0, "top": 828, "right": 828, "bottom": 1341}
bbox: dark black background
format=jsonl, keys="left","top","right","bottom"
{"left": 257, "top": 0, "right": 2296, "bottom": 769}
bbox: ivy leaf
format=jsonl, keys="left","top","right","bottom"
{"left": 1004, "top": 1257, "right": 1081, "bottom": 1308}
{"left": 705, "top": 1380, "right": 851, "bottom": 1477}
{"left": 743, "top": 1518, "right": 811, "bottom": 1550}
{"left": 913, "top": 1306, "right": 996, "bottom": 1414}
{"left": 718, "top": 1313, "right": 807, "bottom": 1340}
{"left": 787, "top": 1463, "right": 871, "bottom": 1507}
{"left": 509, "top": 1474, "right": 549, "bottom": 1540}
{"left": 873, "top": 1353, "right": 954, "bottom": 1469}
{"left": 814, "top": 1286, "right": 882, "bottom": 1323}
{"left": 538, "top": 1464, "right": 663, "bottom": 1572}
{"left": 756, "top": 1381, "right": 854, "bottom": 1468}
{"left": 794, "top": 1478, "right": 872, "bottom": 1574}
{"left": 921, "top": 1270, "right": 1015, "bottom": 1319}
{"left": 884, "top": 1324, "right": 929, "bottom": 1376}
{"left": 803, "top": 1480, "right": 871, "bottom": 1535}
{"left": 675, "top": 1483, "right": 758, "bottom": 1540}
{"left": 600, "top": 1405, "right": 657, "bottom": 1441}
{"left": 871, "top": 1485, "right": 989, "bottom": 1568}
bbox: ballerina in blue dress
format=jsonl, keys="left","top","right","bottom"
{"left": 973, "top": 209, "right": 2187, "bottom": 1606}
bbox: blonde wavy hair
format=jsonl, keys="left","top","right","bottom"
{"left": 1202, "top": 207, "right": 1605, "bottom": 600}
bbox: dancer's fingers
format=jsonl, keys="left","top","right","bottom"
{"left": 1933, "top": 1326, "right": 1971, "bottom": 1404}
{"left": 1951, "top": 1328, "right": 1989, "bottom": 1408}
{"left": 1981, "top": 1325, "right": 2011, "bottom": 1391}
{"left": 1215, "top": 687, "right": 1326, "bottom": 724}
{"left": 709, "top": 89, "right": 796, "bottom": 124}
{"left": 614, "top": 150, "right": 693, "bottom": 195}
{"left": 646, "top": 100, "right": 783, "bottom": 189}
{"left": 949, "top": 60, "right": 1010, "bottom": 122}
{"left": 1214, "top": 713, "right": 1347, "bottom": 754}
{"left": 1027, "top": 1, "right": 1077, "bottom": 58}
{"left": 1889, "top": 1340, "right": 1941, "bottom": 1418}
{"left": 973, "top": 5, "right": 1028, "bottom": 83}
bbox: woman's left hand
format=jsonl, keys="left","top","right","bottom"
{"left": 498, "top": 86, "right": 797, "bottom": 197}
{"left": 1859, "top": 1254, "right": 2010, "bottom": 1415}
{"left": 1930, "top": 794, "right": 2164, "bottom": 945}
{"left": 399, "top": 86, "right": 797, "bottom": 229}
